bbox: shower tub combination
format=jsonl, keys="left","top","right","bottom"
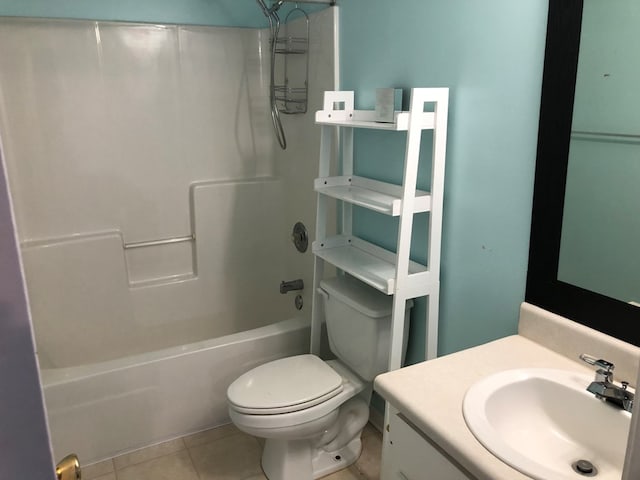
{"left": 0, "top": 6, "right": 337, "bottom": 466}
{"left": 19, "top": 176, "right": 314, "bottom": 464}
{"left": 22, "top": 177, "right": 310, "bottom": 464}
{"left": 42, "top": 317, "right": 310, "bottom": 464}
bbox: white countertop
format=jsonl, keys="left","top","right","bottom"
{"left": 374, "top": 334, "right": 596, "bottom": 480}
{"left": 374, "top": 303, "right": 640, "bottom": 479}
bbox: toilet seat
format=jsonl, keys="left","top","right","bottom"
{"left": 230, "top": 387, "right": 343, "bottom": 415}
{"left": 227, "top": 354, "right": 344, "bottom": 415}
{"left": 228, "top": 358, "right": 365, "bottom": 431}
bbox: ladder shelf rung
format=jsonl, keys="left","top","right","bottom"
{"left": 315, "top": 176, "right": 431, "bottom": 216}
{"left": 315, "top": 110, "right": 435, "bottom": 131}
{"left": 312, "top": 235, "right": 432, "bottom": 295}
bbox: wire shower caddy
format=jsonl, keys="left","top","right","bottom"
{"left": 273, "top": 7, "right": 310, "bottom": 114}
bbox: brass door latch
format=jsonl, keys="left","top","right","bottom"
{"left": 56, "top": 454, "right": 81, "bottom": 480}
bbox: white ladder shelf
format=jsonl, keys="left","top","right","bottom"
{"left": 310, "top": 88, "right": 449, "bottom": 369}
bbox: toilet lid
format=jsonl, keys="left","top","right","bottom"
{"left": 227, "top": 354, "right": 344, "bottom": 414}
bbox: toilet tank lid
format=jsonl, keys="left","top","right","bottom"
{"left": 320, "top": 276, "right": 413, "bottom": 318}
{"left": 227, "top": 354, "right": 343, "bottom": 411}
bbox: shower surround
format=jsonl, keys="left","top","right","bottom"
{"left": 0, "top": 8, "right": 336, "bottom": 463}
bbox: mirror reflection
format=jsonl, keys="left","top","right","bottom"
{"left": 557, "top": 0, "right": 640, "bottom": 304}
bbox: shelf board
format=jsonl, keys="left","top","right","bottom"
{"left": 312, "top": 235, "right": 431, "bottom": 295}
{"left": 315, "top": 109, "right": 435, "bottom": 131}
{"left": 315, "top": 176, "right": 431, "bottom": 216}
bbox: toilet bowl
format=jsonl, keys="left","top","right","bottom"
{"left": 228, "top": 356, "right": 370, "bottom": 479}
{"left": 227, "top": 276, "right": 413, "bottom": 480}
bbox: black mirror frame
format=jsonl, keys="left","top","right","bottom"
{"left": 526, "top": 0, "right": 640, "bottom": 345}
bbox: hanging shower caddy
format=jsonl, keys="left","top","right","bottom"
{"left": 256, "top": 0, "right": 334, "bottom": 148}
{"left": 273, "top": 7, "right": 310, "bottom": 114}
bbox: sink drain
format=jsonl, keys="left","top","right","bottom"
{"left": 572, "top": 460, "right": 598, "bottom": 477}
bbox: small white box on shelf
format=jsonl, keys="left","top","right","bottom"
{"left": 375, "top": 88, "right": 403, "bottom": 123}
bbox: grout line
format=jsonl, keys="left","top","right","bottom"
{"left": 184, "top": 444, "right": 202, "bottom": 480}
{"left": 112, "top": 437, "right": 187, "bottom": 471}
{"left": 182, "top": 424, "right": 242, "bottom": 449}
{"left": 82, "top": 458, "right": 116, "bottom": 480}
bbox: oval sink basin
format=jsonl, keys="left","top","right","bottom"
{"left": 463, "top": 368, "right": 631, "bottom": 480}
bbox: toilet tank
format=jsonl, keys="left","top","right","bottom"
{"left": 319, "top": 276, "right": 413, "bottom": 381}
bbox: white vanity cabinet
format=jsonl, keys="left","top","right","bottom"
{"left": 382, "top": 405, "right": 474, "bottom": 480}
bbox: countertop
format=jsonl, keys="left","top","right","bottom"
{"left": 374, "top": 334, "right": 596, "bottom": 480}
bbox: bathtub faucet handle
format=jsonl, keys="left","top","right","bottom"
{"left": 280, "top": 279, "right": 304, "bottom": 294}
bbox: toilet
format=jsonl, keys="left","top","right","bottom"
{"left": 227, "top": 275, "right": 412, "bottom": 480}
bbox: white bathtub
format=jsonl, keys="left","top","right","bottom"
{"left": 41, "top": 317, "right": 310, "bottom": 464}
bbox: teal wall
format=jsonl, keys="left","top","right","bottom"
{"left": 340, "top": 0, "right": 548, "bottom": 359}
{"left": 0, "top": 0, "right": 324, "bottom": 27}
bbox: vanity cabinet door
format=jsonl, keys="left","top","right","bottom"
{"left": 381, "top": 407, "right": 474, "bottom": 480}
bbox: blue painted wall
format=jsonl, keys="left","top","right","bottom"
{"left": 340, "top": 0, "right": 549, "bottom": 359}
{"left": 0, "top": 0, "right": 324, "bottom": 27}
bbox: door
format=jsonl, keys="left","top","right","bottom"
{"left": 0, "top": 145, "right": 56, "bottom": 479}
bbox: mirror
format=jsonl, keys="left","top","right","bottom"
{"left": 526, "top": 0, "right": 640, "bottom": 346}
{"left": 557, "top": 0, "right": 640, "bottom": 304}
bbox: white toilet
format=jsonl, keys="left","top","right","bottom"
{"left": 227, "top": 275, "right": 412, "bottom": 480}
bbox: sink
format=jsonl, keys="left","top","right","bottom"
{"left": 463, "top": 368, "right": 631, "bottom": 480}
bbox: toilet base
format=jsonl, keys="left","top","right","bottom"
{"left": 261, "top": 434, "right": 363, "bottom": 480}
{"left": 258, "top": 396, "right": 370, "bottom": 480}
{"left": 312, "top": 436, "right": 362, "bottom": 478}
{"left": 262, "top": 437, "right": 312, "bottom": 480}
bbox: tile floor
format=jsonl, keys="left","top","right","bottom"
{"left": 82, "top": 422, "right": 382, "bottom": 480}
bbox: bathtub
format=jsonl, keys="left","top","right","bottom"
{"left": 40, "top": 317, "right": 310, "bottom": 465}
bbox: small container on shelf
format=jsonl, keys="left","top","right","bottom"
{"left": 375, "top": 88, "right": 403, "bottom": 123}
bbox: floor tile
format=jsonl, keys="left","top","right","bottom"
{"left": 189, "top": 432, "right": 263, "bottom": 480}
{"left": 113, "top": 437, "right": 185, "bottom": 470}
{"left": 353, "top": 431, "right": 382, "bottom": 480}
{"left": 361, "top": 422, "right": 381, "bottom": 438}
{"left": 183, "top": 423, "right": 241, "bottom": 448}
{"left": 322, "top": 465, "right": 364, "bottom": 480}
{"left": 85, "top": 417, "right": 382, "bottom": 480}
{"left": 116, "top": 450, "right": 199, "bottom": 480}
{"left": 82, "top": 459, "right": 114, "bottom": 479}
{"left": 90, "top": 474, "right": 116, "bottom": 480}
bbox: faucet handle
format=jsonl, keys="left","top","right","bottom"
{"left": 580, "top": 354, "right": 615, "bottom": 383}
{"left": 579, "top": 353, "right": 615, "bottom": 372}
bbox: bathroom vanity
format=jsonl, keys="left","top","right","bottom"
{"left": 375, "top": 303, "right": 640, "bottom": 480}
{"left": 382, "top": 404, "right": 472, "bottom": 479}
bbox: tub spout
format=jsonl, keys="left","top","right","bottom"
{"left": 280, "top": 279, "right": 304, "bottom": 294}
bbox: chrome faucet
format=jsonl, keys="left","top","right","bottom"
{"left": 579, "top": 354, "right": 634, "bottom": 413}
{"left": 280, "top": 279, "right": 304, "bottom": 294}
